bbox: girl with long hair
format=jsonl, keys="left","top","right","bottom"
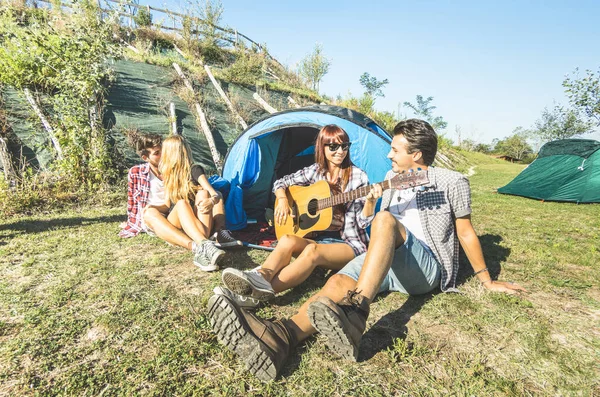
{"left": 150, "top": 135, "right": 232, "bottom": 271}
{"left": 221, "top": 125, "right": 375, "bottom": 302}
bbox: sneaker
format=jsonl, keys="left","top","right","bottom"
{"left": 221, "top": 267, "right": 275, "bottom": 301}
{"left": 213, "top": 286, "right": 260, "bottom": 309}
{"left": 208, "top": 293, "right": 296, "bottom": 381}
{"left": 307, "top": 290, "right": 370, "bottom": 362}
{"left": 193, "top": 241, "right": 225, "bottom": 272}
{"left": 211, "top": 229, "right": 242, "bottom": 248}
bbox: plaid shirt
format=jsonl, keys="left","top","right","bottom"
{"left": 119, "top": 162, "right": 152, "bottom": 238}
{"left": 380, "top": 167, "right": 472, "bottom": 292}
{"left": 273, "top": 163, "right": 371, "bottom": 256}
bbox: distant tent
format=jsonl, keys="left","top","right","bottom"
{"left": 498, "top": 138, "right": 600, "bottom": 203}
{"left": 221, "top": 105, "right": 392, "bottom": 229}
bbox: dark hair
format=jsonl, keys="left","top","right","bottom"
{"left": 314, "top": 124, "right": 353, "bottom": 190}
{"left": 126, "top": 129, "right": 162, "bottom": 157}
{"left": 392, "top": 119, "right": 438, "bottom": 166}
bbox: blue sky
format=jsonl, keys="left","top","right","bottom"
{"left": 145, "top": 0, "right": 600, "bottom": 143}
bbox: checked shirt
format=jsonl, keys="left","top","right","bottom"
{"left": 273, "top": 163, "right": 371, "bottom": 256}
{"left": 379, "top": 167, "right": 472, "bottom": 292}
{"left": 119, "top": 162, "right": 152, "bottom": 238}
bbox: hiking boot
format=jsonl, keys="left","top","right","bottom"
{"left": 307, "top": 290, "right": 370, "bottom": 362}
{"left": 193, "top": 241, "right": 225, "bottom": 272}
{"left": 208, "top": 293, "right": 296, "bottom": 381}
{"left": 221, "top": 267, "right": 275, "bottom": 301}
{"left": 211, "top": 229, "right": 242, "bottom": 248}
{"left": 213, "top": 286, "right": 260, "bottom": 310}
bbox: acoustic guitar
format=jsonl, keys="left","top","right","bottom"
{"left": 274, "top": 169, "right": 429, "bottom": 239}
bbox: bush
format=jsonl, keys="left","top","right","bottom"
{"left": 134, "top": 7, "right": 152, "bottom": 27}
{"left": 219, "top": 49, "right": 265, "bottom": 86}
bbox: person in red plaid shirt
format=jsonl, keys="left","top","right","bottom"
{"left": 119, "top": 133, "right": 238, "bottom": 271}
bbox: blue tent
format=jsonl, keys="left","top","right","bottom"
{"left": 222, "top": 105, "right": 393, "bottom": 229}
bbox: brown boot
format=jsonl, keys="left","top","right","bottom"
{"left": 307, "top": 290, "right": 370, "bottom": 362}
{"left": 208, "top": 293, "right": 296, "bottom": 381}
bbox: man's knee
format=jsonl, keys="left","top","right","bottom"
{"left": 371, "top": 211, "right": 404, "bottom": 243}
{"left": 323, "top": 273, "right": 356, "bottom": 294}
{"left": 372, "top": 211, "right": 397, "bottom": 229}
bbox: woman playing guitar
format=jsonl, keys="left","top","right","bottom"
{"left": 221, "top": 125, "right": 379, "bottom": 302}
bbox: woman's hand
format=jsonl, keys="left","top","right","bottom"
{"left": 274, "top": 197, "right": 293, "bottom": 226}
{"left": 366, "top": 183, "right": 383, "bottom": 203}
{"left": 197, "top": 197, "right": 215, "bottom": 214}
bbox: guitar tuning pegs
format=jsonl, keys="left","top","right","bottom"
{"left": 408, "top": 168, "right": 414, "bottom": 173}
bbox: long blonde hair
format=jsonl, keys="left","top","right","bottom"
{"left": 159, "top": 135, "right": 196, "bottom": 205}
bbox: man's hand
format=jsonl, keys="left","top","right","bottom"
{"left": 483, "top": 280, "right": 527, "bottom": 295}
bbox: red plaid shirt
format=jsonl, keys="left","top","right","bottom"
{"left": 119, "top": 162, "right": 152, "bottom": 238}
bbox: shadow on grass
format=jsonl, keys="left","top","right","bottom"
{"left": 456, "top": 233, "right": 510, "bottom": 284}
{"left": 360, "top": 293, "right": 434, "bottom": 361}
{"left": 360, "top": 233, "right": 510, "bottom": 361}
{"left": 0, "top": 214, "right": 125, "bottom": 237}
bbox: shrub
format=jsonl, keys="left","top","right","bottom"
{"left": 134, "top": 7, "right": 152, "bottom": 27}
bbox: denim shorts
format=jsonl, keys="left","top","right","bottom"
{"left": 337, "top": 229, "right": 441, "bottom": 295}
{"left": 312, "top": 231, "right": 347, "bottom": 246}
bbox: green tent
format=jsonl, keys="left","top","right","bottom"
{"left": 498, "top": 138, "right": 600, "bottom": 203}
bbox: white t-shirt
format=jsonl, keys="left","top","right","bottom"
{"left": 388, "top": 188, "right": 427, "bottom": 244}
{"left": 147, "top": 170, "right": 166, "bottom": 207}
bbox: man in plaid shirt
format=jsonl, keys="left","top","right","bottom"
{"left": 208, "top": 119, "right": 527, "bottom": 381}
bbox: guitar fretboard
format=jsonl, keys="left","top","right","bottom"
{"left": 316, "top": 180, "right": 393, "bottom": 211}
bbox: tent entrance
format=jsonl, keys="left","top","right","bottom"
{"left": 243, "top": 126, "right": 320, "bottom": 220}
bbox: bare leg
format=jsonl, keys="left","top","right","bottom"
{"left": 193, "top": 189, "right": 213, "bottom": 237}
{"left": 168, "top": 199, "right": 211, "bottom": 243}
{"left": 211, "top": 191, "right": 226, "bottom": 232}
{"left": 143, "top": 207, "right": 193, "bottom": 250}
{"left": 257, "top": 235, "right": 311, "bottom": 282}
{"left": 285, "top": 211, "right": 406, "bottom": 342}
{"left": 270, "top": 243, "right": 354, "bottom": 293}
{"left": 355, "top": 211, "right": 405, "bottom": 301}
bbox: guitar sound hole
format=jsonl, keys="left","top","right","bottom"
{"left": 307, "top": 199, "right": 318, "bottom": 216}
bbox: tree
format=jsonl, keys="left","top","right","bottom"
{"left": 403, "top": 95, "right": 448, "bottom": 131}
{"left": 494, "top": 128, "right": 532, "bottom": 160}
{"left": 359, "top": 72, "right": 388, "bottom": 98}
{"left": 299, "top": 44, "right": 331, "bottom": 92}
{"left": 532, "top": 105, "right": 594, "bottom": 142}
{"left": 563, "top": 68, "right": 600, "bottom": 125}
{"left": 473, "top": 143, "right": 491, "bottom": 153}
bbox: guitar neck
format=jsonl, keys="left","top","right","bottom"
{"left": 317, "top": 180, "right": 393, "bottom": 210}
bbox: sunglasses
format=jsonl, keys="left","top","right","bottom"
{"left": 325, "top": 142, "right": 352, "bottom": 152}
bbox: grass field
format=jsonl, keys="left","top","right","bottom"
{"left": 1, "top": 156, "right": 599, "bottom": 396}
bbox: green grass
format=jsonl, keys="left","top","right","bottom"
{"left": 1, "top": 157, "right": 599, "bottom": 395}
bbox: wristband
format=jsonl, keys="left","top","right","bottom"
{"left": 474, "top": 267, "right": 488, "bottom": 276}
{"left": 480, "top": 278, "right": 492, "bottom": 284}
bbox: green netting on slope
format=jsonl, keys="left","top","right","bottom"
{"left": 1, "top": 87, "right": 54, "bottom": 171}
{"left": 1, "top": 58, "right": 304, "bottom": 176}
{"left": 106, "top": 59, "right": 299, "bottom": 174}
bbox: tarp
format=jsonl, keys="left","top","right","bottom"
{"left": 222, "top": 105, "right": 393, "bottom": 229}
{"left": 498, "top": 138, "right": 600, "bottom": 203}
